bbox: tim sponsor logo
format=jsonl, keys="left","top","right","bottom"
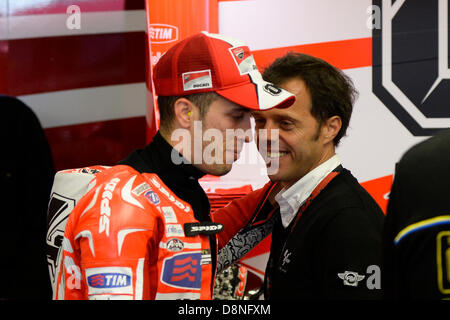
{"left": 149, "top": 24, "right": 179, "bottom": 43}
{"left": 88, "top": 272, "right": 131, "bottom": 289}
{"left": 85, "top": 267, "right": 134, "bottom": 296}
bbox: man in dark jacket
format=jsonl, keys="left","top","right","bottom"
{"left": 214, "top": 53, "right": 385, "bottom": 299}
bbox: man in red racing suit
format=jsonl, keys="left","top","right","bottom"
{"left": 47, "top": 32, "right": 295, "bottom": 300}
{"left": 56, "top": 165, "right": 218, "bottom": 299}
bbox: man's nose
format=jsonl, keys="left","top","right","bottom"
{"left": 239, "top": 113, "right": 253, "bottom": 143}
{"left": 258, "top": 120, "right": 278, "bottom": 142}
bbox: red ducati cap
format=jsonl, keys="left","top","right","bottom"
{"left": 153, "top": 31, "right": 295, "bottom": 111}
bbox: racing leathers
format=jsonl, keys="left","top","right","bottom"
{"left": 48, "top": 132, "right": 250, "bottom": 300}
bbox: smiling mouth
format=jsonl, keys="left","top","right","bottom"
{"left": 266, "top": 151, "right": 289, "bottom": 159}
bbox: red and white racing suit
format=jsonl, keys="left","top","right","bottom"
{"left": 53, "top": 165, "right": 221, "bottom": 300}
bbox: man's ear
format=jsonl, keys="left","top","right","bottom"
{"left": 321, "top": 115, "right": 342, "bottom": 145}
{"left": 173, "top": 98, "right": 194, "bottom": 129}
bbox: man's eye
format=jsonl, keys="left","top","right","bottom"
{"left": 254, "top": 118, "right": 265, "bottom": 125}
{"left": 280, "top": 121, "right": 293, "bottom": 129}
{"left": 230, "top": 113, "right": 245, "bottom": 120}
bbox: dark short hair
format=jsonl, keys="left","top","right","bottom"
{"left": 262, "top": 52, "right": 358, "bottom": 146}
{"left": 158, "top": 92, "right": 220, "bottom": 133}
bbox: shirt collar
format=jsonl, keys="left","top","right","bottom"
{"left": 275, "top": 154, "right": 341, "bottom": 228}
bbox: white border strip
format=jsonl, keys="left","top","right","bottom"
{"left": 19, "top": 82, "right": 147, "bottom": 128}
{"left": 1, "top": 10, "right": 146, "bottom": 40}
{"left": 218, "top": 0, "right": 372, "bottom": 51}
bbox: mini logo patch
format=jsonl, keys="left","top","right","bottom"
{"left": 182, "top": 70, "right": 213, "bottom": 91}
{"left": 338, "top": 271, "right": 365, "bottom": 287}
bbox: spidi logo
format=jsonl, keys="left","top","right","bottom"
{"left": 149, "top": 24, "right": 179, "bottom": 44}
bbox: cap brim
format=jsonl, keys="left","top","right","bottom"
{"left": 216, "top": 79, "right": 295, "bottom": 111}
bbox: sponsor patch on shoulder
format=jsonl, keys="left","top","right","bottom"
{"left": 166, "top": 238, "right": 185, "bottom": 252}
{"left": 144, "top": 190, "right": 160, "bottom": 205}
{"left": 166, "top": 224, "right": 185, "bottom": 238}
{"left": 201, "top": 249, "right": 211, "bottom": 265}
{"left": 161, "top": 206, "right": 177, "bottom": 223}
{"left": 132, "top": 182, "right": 151, "bottom": 196}
{"left": 161, "top": 252, "right": 202, "bottom": 290}
{"left": 85, "top": 267, "right": 133, "bottom": 296}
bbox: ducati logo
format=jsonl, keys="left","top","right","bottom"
{"left": 233, "top": 47, "right": 245, "bottom": 60}
{"left": 372, "top": 0, "right": 450, "bottom": 135}
{"left": 229, "top": 46, "right": 257, "bottom": 75}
